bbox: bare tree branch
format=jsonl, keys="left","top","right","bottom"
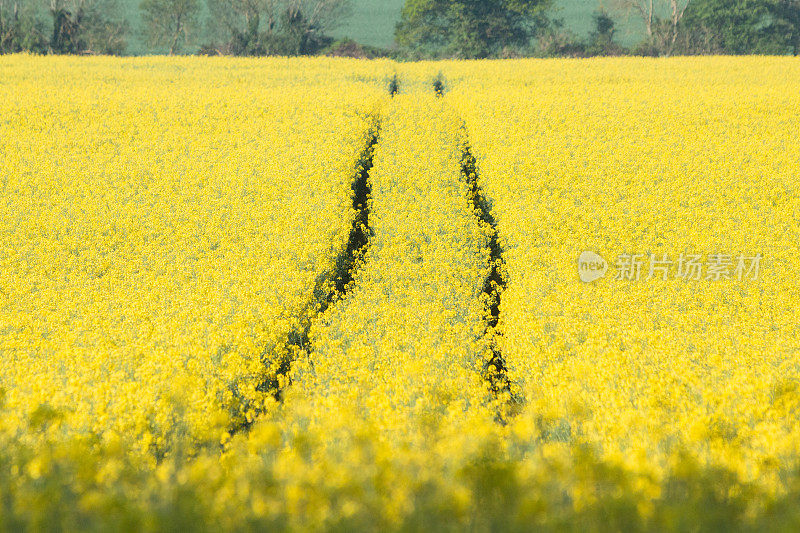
{"left": 613, "top": 0, "right": 692, "bottom": 54}
{"left": 284, "top": 0, "right": 351, "bottom": 33}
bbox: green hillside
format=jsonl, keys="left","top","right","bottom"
{"left": 332, "top": 0, "right": 405, "bottom": 48}
{"left": 549, "top": 1, "right": 646, "bottom": 46}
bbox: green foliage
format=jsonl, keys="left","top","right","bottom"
{"left": 28, "top": 404, "right": 65, "bottom": 432}
{"left": 388, "top": 73, "right": 399, "bottom": 96}
{"left": 432, "top": 71, "right": 444, "bottom": 96}
{"left": 4, "top": 432, "right": 800, "bottom": 531}
{"left": 678, "top": 0, "right": 771, "bottom": 54}
{"left": 278, "top": 5, "right": 332, "bottom": 54}
{"left": 677, "top": 0, "right": 800, "bottom": 54}
{"left": 322, "top": 37, "right": 393, "bottom": 58}
{"left": 765, "top": 0, "right": 800, "bottom": 54}
{"left": 395, "top": 0, "right": 552, "bottom": 59}
{"left": 0, "top": 1, "right": 49, "bottom": 54}
{"left": 3, "top": 0, "right": 798, "bottom": 56}
{"left": 584, "top": 9, "right": 623, "bottom": 56}
{"left": 48, "top": 0, "right": 129, "bottom": 54}
{"left": 533, "top": 18, "right": 586, "bottom": 57}
{"left": 530, "top": 11, "right": 629, "bottom": 58}
{"left": 203, "top": 0, "right": 351, "bottom": 56}
{"left": 140, "top": 0, "right": 201, "bottom": 54}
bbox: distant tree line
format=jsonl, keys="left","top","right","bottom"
{"left": 0, "top": 0, "right": 798, "bottom": 57}
{"left": 1, "top": 0, "right": 127, "bottom": 54}
{"left": 396, "top": 0, "right": 800, "bottom": 58}
{"left": 0, "top": 0, "right": 351, "bottom": 54}
{"left": 603, "top": 0, "right": 800, "bottom": 56}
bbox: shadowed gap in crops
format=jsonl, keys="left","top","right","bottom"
{"left": 266, "top": 123, "right": 378, "bottom": 398}
{"left": 433, "top": 74, "right": 445, "bottom": 97}
{"left": 434, "top": 81, "right": 514, "bottom": 408}
{"left": 231, "top": 120, "right": 379, "bottom": 435}
{"left": 388, "top": 74, "right": 400, "bottom": 97}
{"left": 460, "top": 135, "right": 521, "bottom": 423}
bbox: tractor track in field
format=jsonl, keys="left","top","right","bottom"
{"left": 233, "top": 79, "right": 517, "bottom": 435}
{"left": 231, "top": 122, "right": 379, "bottom": 436}
{"left": 461, "top": 132, "right": 519, "bottom": 423}
{"left": 431, "top": 76, "right": 518, "bottom": 420}
{"left": 268, "top": 124, "right": 379, "bottom": 399}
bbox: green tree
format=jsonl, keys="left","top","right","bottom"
{"left": 275, "top": 0, "right": 350, "bottom": 54}
{"left": 678, "top": 0, "right": 775, "bottom": 54}
{"left": 585, "top": 8, "right": 622, "bottom": 55}
{"left": 140, "top": 0, "right": 201, "bottom": 54}
{"left": 0, "top": 0, "right": 48, "bottom": 53}
{"left": 204, "top": 0, "right": 350, "bottom": 55}
{"left": 206, "top": 0, "right": 278, "bottom": 54}
{"left": 765, "top": 0, "right": 800, "bottom": 54}
{"left": 395, "top": 0, "right": 552, "bottom": 59}
{"left": 615, "top": 0, "right": 692, "bottom": 55}
{"left": 48, "top": 0, "right": 128, "bottom": 54}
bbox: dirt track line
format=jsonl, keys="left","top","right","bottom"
{"left": 460, "top": 132, "right": 521, "bottom": 424}
{"left": 231, "top": 121, "right": 380, "bottom": 436}
{"left": 270, "top": 122, "right": 379, "bottom": 398}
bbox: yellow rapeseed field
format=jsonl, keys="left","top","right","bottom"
{"left": 1, "top": 55, "right": 799, "bottom": 531}
{"left": 0, "top": 56, "right": 386, "bottom": 454}
{"left": 450, "top": 56, "right": 800, "bottom": 490}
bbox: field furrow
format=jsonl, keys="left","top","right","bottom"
{"left": 460, "top": 137, "right": 519, "bottom": 418}
{"left": 248, "top": 120, "right": 381, "bottom": 412}
{"left": 287, "top": 95, "right": 496, "bottom": 432}
{"left": 221, "top": 97, "right": 510, "bottom": 527}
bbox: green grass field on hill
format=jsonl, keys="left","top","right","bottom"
{"left": 332, "top": 0, "right": 405, "bottom": 48}
{"left": 117, "top": 0, "right": 645, "bottom": 54}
